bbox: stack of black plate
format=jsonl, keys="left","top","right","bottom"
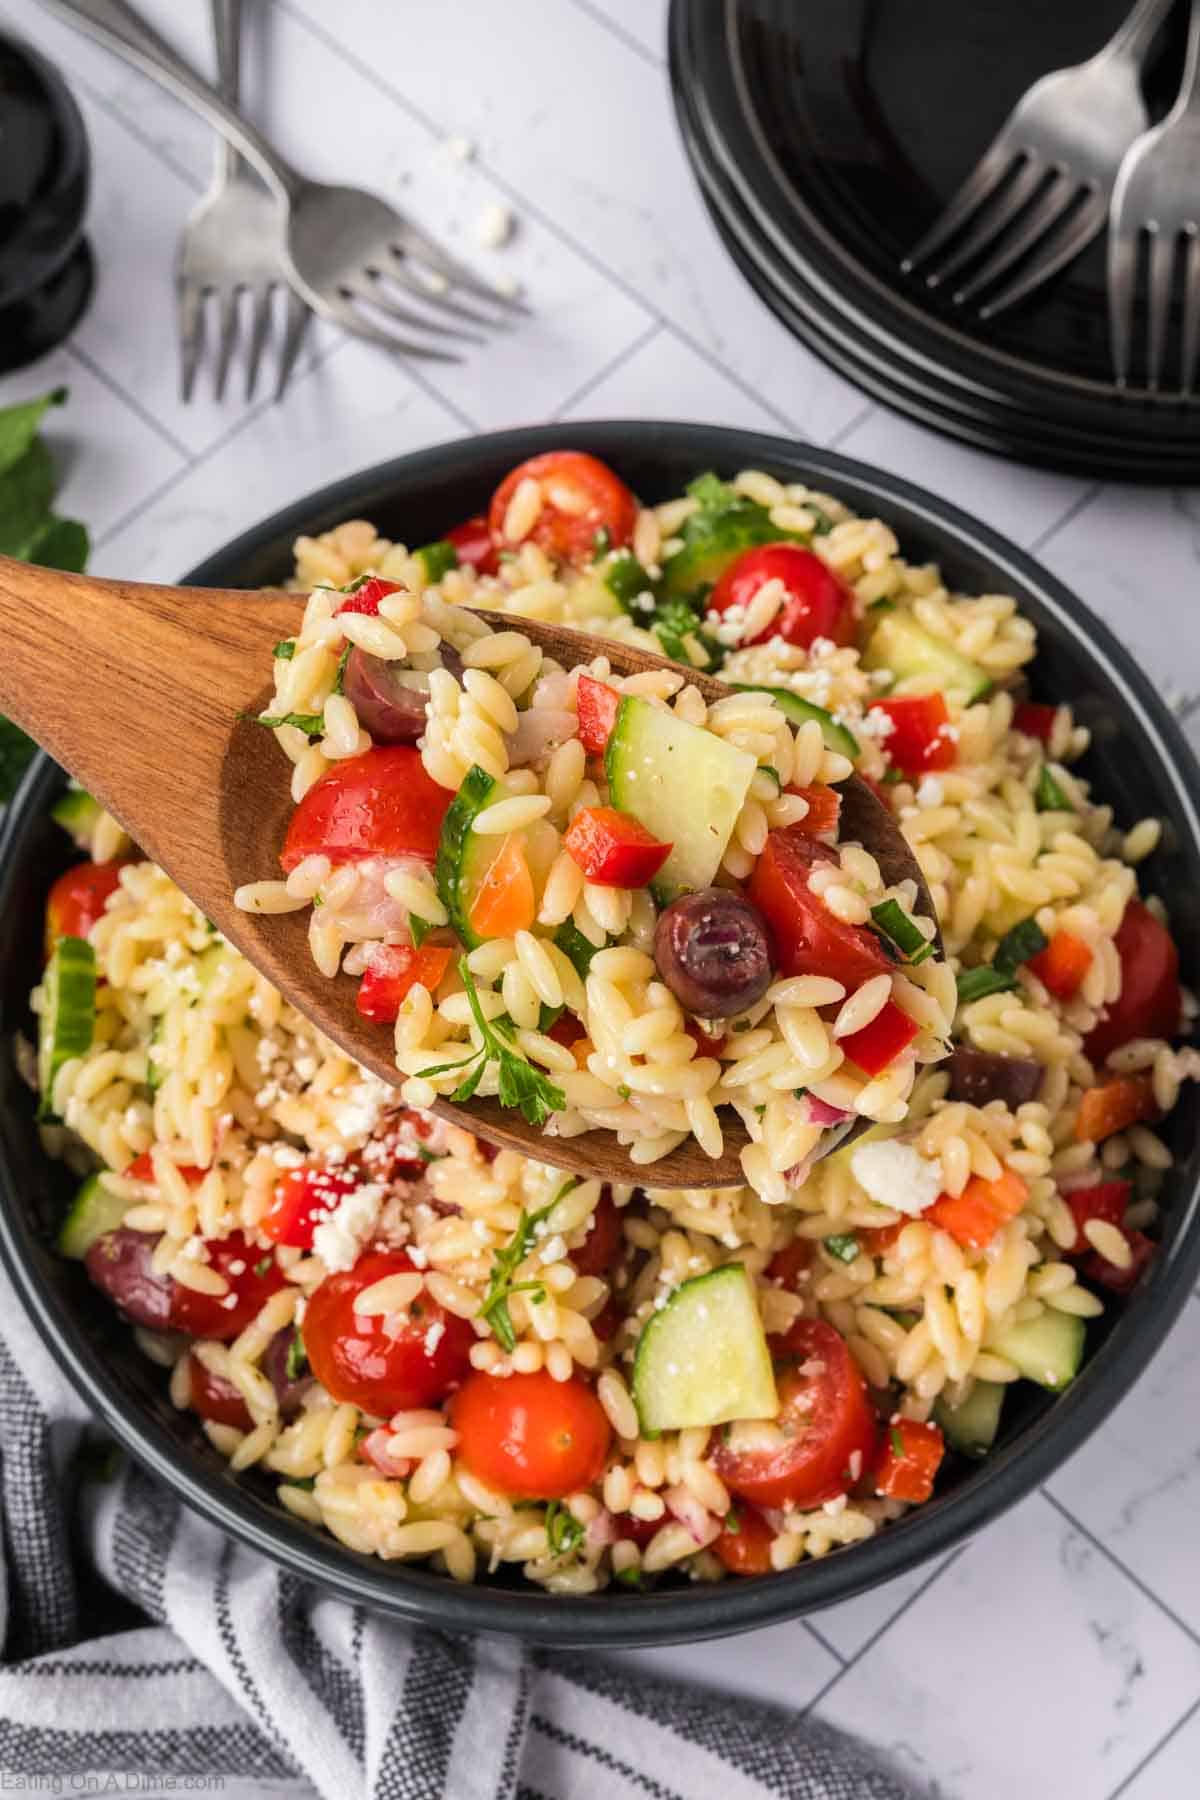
{"left": 669, "top": 0, "right": 1200, "bottom": 479}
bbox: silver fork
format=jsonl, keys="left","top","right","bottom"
{"left": 178, "top": 0, "right": 309, "bottom": 402}
{"left": 903, "top": 0, "right": 1175, "bottom": 320}
{"left": 1108, "top": 0, "right": 1200, "bottom": 393}
{"left": 46, "top": 0, "right": 521, "bottom": 361}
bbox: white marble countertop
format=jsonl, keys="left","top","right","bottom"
{"left": 5, "top": 2, "right": 1200, "bottom": 1794}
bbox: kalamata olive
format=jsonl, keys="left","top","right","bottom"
{"left": 342, "top": 644, "right": 463, "bottom": 744}
{"left": 948, "top": 1046, "right": 1043, "bottom": 1109}
{"left": 653, "top": 888, "right": 773, "bottom": 1018}
{"left": 262, "top": 1324, "right": 315, "bottom": 1418}
{"left": 84, "top": 1228, "right": 174, "bottom": 1330}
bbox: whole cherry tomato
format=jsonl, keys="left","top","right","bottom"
{"left": 708, "top": 544, "right": 856, "bottom": 649}
{"left": 302, "top": 1250, "right": 474, "bottom": 1414}
{"left": 488, "top": 451, "right": 637, "bottom": 564}
{"left": 450, "top": 1369, "right": 612, "bottom": 1499}
{"left": 280, "top": 746, "right": 451, "bottom": 872}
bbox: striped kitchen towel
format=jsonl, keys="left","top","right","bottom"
{"left": 0, "top": 1276, "right": 919, "bottom": 1800}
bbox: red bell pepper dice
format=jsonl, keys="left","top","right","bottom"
{"left": 336, "top": 577, "right": 404, "bottom": 617}
{"left": 868, "top": 693, "right": 956, "bottom": 774}
{"left": 576, "top": 675, "right": 621, "bottom": 755}
{"left": 356, "top": 944, "right": 453, "bottom": 1023}
{"left": 840, "top": 998, "right": 918, "bottom": 1075}
{"left": 563, "top": 806, "right": 672, "bottom": 887}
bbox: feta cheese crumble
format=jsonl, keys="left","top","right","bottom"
{"left": 850, "top": 1139, "right": 942, "bottom": 1217}
{"left": 312, "top": 1181, "right": 388, "bottom": 1273}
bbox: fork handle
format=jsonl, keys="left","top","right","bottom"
{"left": 1105, "top": 0, "right": 1176, "bottom": 64}
{"left": 212, "top": 0, "right": 242, "bottom": 183}
{"left": 41, "top": 0, "right": 302, "bottom": 201}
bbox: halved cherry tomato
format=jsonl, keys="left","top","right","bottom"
{"left": 868, "top": 693, "right": 956, "bottom": 774}
{"left": 260, "top": 1163, "right": 359, "bottom": 1250}
{"left": 303, "top": 1249, "right": 475, "bottom": 1414}
{"left": 575, "top": 674, "right": 621, "bottom": 755}
{"left": 840, "top": 998, "right": 918, "bottom": 1076}
{"left": 747, "top": 829, "right": 894, "bottom": 988}
{"left": 1012, "top": 701, "right": 1058, "bottom": 743}
{"left": 1062, "top": 1180, "right": 1131, "bottom": 1255}
{"left": 707, "top": 544, "right": 857, "bottom": 650}
{"left": 187, "top": 1353, "right": 252, "bottom": 1430}
{"left": 1085, "top": 901, "right": 1181, "bottom": 1064}
{"left": 45, "top": 860, "right": 124, "bottom": 956}
{"left": 766, "top": 1237, "right": 815, "bottom": 1290}
{"left": 489, "top": 451, "right": 637, "bottom": 565}
{"left": 874, "top": 1418, "right": 944, "bottom": 1503}
{"left": 356, "top": 944, "right": 453, "bottom": 1023}
{"left": 467, "top": 833, "right": 535, "bottom": 939}
{"left": 169, "top": 1232, "right": 286, "bottom": 1343}
{"left": 927, "top": 1169, "right": 1028, "bottom": 1251}
{"left": 563, "top": 806, "right": 672, "bottom": 888}
{"left": 1074, "top": 1075, "right": 1158, "bottom": 1144}
{"left": 569, "top": 1186, "right": 621, "bottom": 1279}
{"left": 450, "top": 1369, "right": 612, "bottom": 1499}
{"left": 714, "top": 1319, "right": 878, "bottom": 1511}
{"left": 336, "top": 576, "right": 403, "bottom": 618}
{"left": 1028, "top": 929, "right": 1093, "bottom": 1001}
{"left": 785, "top": 783, "right": 841, "bottom": 838}
{"left": 280, "top": 746, "right": 451, "bottom": 873}
{"left": 445, "top": 514, "right": 500, "bottom": 577}
{"left": 1082, "top": 1226, "right": 1155, "bottom": 1296}
{"left": 713, "top": 1504, "right": 775, "bottom": 1576}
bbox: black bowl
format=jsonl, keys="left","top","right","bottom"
{"left": 2, "top": 422, "right": 1198, "bottom": 1648}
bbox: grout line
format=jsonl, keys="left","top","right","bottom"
{"left": 1041, "top": 1489, "right": 1200, "bottom": 1653}
{"left": 562, "top": 0, "right": 665, "bottom": 69}
{"left": 400, "top": 360, "right": 481, "bottom": 435}
{"left": 802, "top": 1545, "right": 969, "bottom": 1718}
{"left": 825, "top": 400, "right": 877, "bottom": 449}
{"left": 800, "top": 1616, "right": 847, "bottom": 1667}
{"left": 1027, "top": 481, "right": 1104, "bottom": 556}
{"left": 1105, "top": 1689, "right": 1200, "bottom": 1800}
{"left": 271, "top": 0, "right": 805, "bottom": 439}
{"left": 73, "top": 70, "right": 206, "bottom": 194}
{"left": 64, "top": 343, "right": 194, "bottom": 464}
{"left": 552, "top": 319, "right": 664, "bottom": 419}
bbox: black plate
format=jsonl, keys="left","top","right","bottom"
{"left": 670, "top": 0, "right": 1200, "bottom": 478}
{"left": 2, "top": 423, "right": 1199, "bottom": 1647}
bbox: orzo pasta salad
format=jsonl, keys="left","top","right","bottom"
{"left": 32, "top": 449, "right": 1198, "bottom": 1592}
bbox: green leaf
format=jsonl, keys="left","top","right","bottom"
{"left": 250, "top": 710, "right": 325, "bottom": 737}
{"left": 613, "top": 1565, "right": 644, "bottom": 1588}
{"left": 415, "top": 539, "right": 458, "bottom": 583}
{"left": 890, "top": 1425, "right": 905, "bottom": 1457}
{"left": 449, "top": 1053, "right": 488, "bottom": 1103}
{"left": 274, "top": 639, "right": 297, "bottom": 660}
{"left": 824, "top": 1233, "right": 860, "bottom": 1263}
{"left": 0, "top": 438, "right": 56, "bottom": 557}
{"left": 724, "top": 1508, "right": 741, "bottom": 1535}
{"left": 286, "top": 1329, "right": 308, "bottom": 1382}
{"left": 1034, "top": 763, "right": 1071, "bottom": 813}
{"left": 27, "top": 516, "right": 89, "bottom": 574}
{"left": 537, "top": 1001, "right": 565, "bottom": 1033}
{"left": 0, "top": 718, "right": 38, "bottom": 803}
{"left": 409, "top": 913, "right": 433, "bottom": 950}
{"left": 544, "top": 1499, "right": 585, "bottom": 1555}
{"left": 333, "top": 644, "right": 351, "bottom": 696}
{"left": 604, "top": 549, "right": 656, "bottom": 615}
{"left": 253, "top": 1254, "right": 274, "bottom": 1277}
{"left": 0, "top": 387, "right": 66, "bottom": 480}
{"left": 592, "top": 525, "right": 611, "bottom": 557}
{"left": 554, "top": 921, "right": 605, "bottom": 980}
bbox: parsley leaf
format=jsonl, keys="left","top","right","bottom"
{"left": 544, "top": 1499, "right": 585, "bottom": 1555}
{"left": 1034, "top": 763, "right": 1071, "bottom": 813}
{"left": 889, "top": 1425, "right": 905, "bottom": 1457}
{"left": 477, "top": 1177, "right": 577, "bottom": 1350}
{"left": 420, "top": 958, "right": 567, "bottom": 1128}
{"left": 409, "top": 913, "right": 433, "bottom": 950}
{"left": 253, "top": 1254, "right": 274, "bottom": 1277}
{"left": 333, "top": 644, "right": 351, "bottom": 696}
{"left": 249, "top": 709, "right": 325, "bottom": 737}
{"left": 273, "top": 639, "right": 296, "bottom": 660}
{"left": 285, "top": 1329, "right": 308, "bottom": 1381}
{"left": 824, "top": 1233, "right": 860, "bottom": 1264}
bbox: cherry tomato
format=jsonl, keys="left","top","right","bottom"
{"left": 186, "top": 1353, "right": 252, "bottom": 1430}
{"left": 336, "top": 576, "right": 403, "bottom": 618}
{"left": 747, "top": 829, "right": 894, "bottom": 988}
{"left": 356, "top": 944, "right": 453, "bottom": 1024}
{"left": 868, "top": 694, "right": 956, "bottom": 775}
{"left": 488, "top": 451, "right": 637, "bottom": 565}
{"left": 445, "top": 514, "right": 500, "bottom": 577}
{"left": 713, "top": 1504, "right": 775, "bottom": 1576}
{"left": 169, "top": 1232, "right": 286, "bottom": 1343}
{"left": 260, "top": 1163, "right": 360, "bottom": 1250}
{"left": 1084, "top": 901, "right": 1181, "bottom": 1064}
{"left": 714, "top": 1320, "right": 877, "bottom": 1511}
{"left": 569, "top": 1187, "right": 621, "bottom": 1279}
{"left": 280, "top": 746, "right": 451, "bottom": 873}
{"left": 302, "top": 1250, "right": 474, "bottom": 1414}
{"left": 873, "top": 1418, "right": 944, "bottom": 1503}
{"left": 766, "top": 1237, "right": 815, "bottom": 1290}
{"left": 450, "top": 1369, "right": 612, "bottom": 1499}
{"left": 708, "top": 544, "right": 856, "bottom": 650}
{"left": 784, "top": 783, "right": 841, "bottom": 838}
{"left": 576, "top": 674, "right": 621, "bottom": 755}
{"left": 45, "top": 860, "right": 124, "bottom": 956}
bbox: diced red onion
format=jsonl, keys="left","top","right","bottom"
{"left": 804, "top": 1094, "right": 850, "bottom": 1127}
{"left": 359, "top": 1426, "right": 413, "bottom": 1479}
{"left": 664, "top": 1484, "right": 721, "bottom": 1547}
{"left": 506, "top": 708, "right": 579, "bottom": 769}
{"left": 585, "top": 1508, "right": 617, "bottom": 1553}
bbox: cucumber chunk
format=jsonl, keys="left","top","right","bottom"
{"left": 58, "top": 1171, "right": 127, "bottom": 1260}
{"left": 435, "top": 765, "right": 510, "bottom": 950}
{"left": 51, "top": 785, "right": 101, "bottom": 849}
{"left": 731, "top": 685, "right": 860, "bottom": 759}
{"left": 633, "top": 1264, "right": 778, "bottom": 1432}
{"left": 935, "top": 1380, "right": 1005, "bottom": 1458}
{"left": 662, "top": 514, "right": 784, "bottom": 599}
{"left": 989, "top": 1310, "right": 1085, "bottom": 1392}
{"left": 863, "top": 612, "right": 992, "bottom": 707}
{"left": 38, "top": 934, "right": 96, "bottom": 1119}
{"left": 605, "top": 694, "right": 756, "bottom": 902}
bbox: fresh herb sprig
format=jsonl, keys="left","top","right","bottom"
{"left": 544, "top": 1500, "right": 585, "bottom": 1555}
{"left": 476, "top": 1177, "right": 579, "bottom": 1351}
{"left": 416, "top": 958, "right": 566, "bottom": 1127}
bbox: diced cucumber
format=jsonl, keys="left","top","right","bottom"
{"left": 605, "top": 694, "right": 756, "bottom": 902}
{"left": 414, "top": 540, "right": 458, "bottom": 583}
{"left": 935, "top": 1380, "right": 1005, "bottom": 1458}
{"left": 731, "top": 685, "right": 860, "bottom": 759}
{"left": 37, "top": 934, "right": 96, "bottom": 1119}
{"left": 633, "top": 1264, "right": 778, "bottom": 1432}
{"left": 51, "top": 785, "right": 101, "bottom": 849}
{"left": 989, "top": 1310, "right": 1085, "bottom": 1392}
{"left": 561, "top": 567, "right": 625, "bottom": 624}
{"left": 863, "top": 612, "right": 992, "bottom": 707}
{"left": 58, "top": 1171, "right": 127, "bottom": 1260}
{"left": 435, "top": 764, "right": 516, "bottom": 950}
{"left": 662, "top": 514, "right": 783, "bottom": 599}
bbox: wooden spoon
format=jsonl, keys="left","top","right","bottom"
{"left": 0, "top": 556, "right": 940, "bottom": 1187}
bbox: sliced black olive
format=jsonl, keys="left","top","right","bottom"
{"left": 653, "top": 887, "right": 773, "bottom": 1019}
